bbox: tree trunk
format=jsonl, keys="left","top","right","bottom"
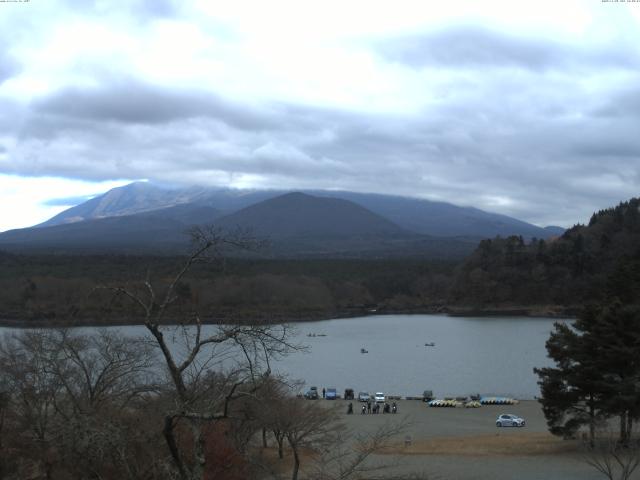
{"left": 291, "top": 444, "right": 300, "bottom": 480}
{"left": 190, "top": 419, "right": 206, "bottom": 480}
{"left": 44, "top": 460, "right": 53, "bottom": 480}
{"left": 620, "top": 412, "right": 628, "bottom": 445}
{"left": 589, "top": 400, "right": 596, "bottom": 447}
{"left": 163, "top": 416, "right": 188, "bottom": 480}
{"left": 273, "top": 430, "right": 284, "bottom": 459}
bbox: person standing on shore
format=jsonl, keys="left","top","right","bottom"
{"left": 367, "top": 400, "right": 372, "bottom": 413}
{"left": 322, "top": 388, "right": 326, "bottom": 399}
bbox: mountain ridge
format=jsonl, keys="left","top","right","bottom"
{"left": 0, "top": 191, "right": 478, "bottom": 258}
{"left": 34, "top": 182, "right": 563, "bottom": 239}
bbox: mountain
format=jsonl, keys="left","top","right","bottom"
{"left": 0, "top": 192, "right": 478, "bottom": 258}
{"left": 1, "top": 182, "right": 567, "bottom": 258}
{"left": 36, "top": 182, "right": 563, "bottom": 240}
{"left": 313, "top": 191, "right": 558, "bottom": 239}
{"left": 208, "top": 192, "right": 472, "bottom": 258}
{"left": 0, "top": 204, "right": 222, "bottom": 253}
{"left": 214, "top": 192, "right": 404, "bottom": 238}
{"left": 38, "top": 182, "right": 185, "bottom": 226}
{"left": 38, "top": 183, "right": 279, "bottom": 227}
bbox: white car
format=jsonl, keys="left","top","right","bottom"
{"left": 496, "top": 413, "right": 525, "bottom": 427}
{"left": 374, "top": 392, "right": 385, "bottom": 403}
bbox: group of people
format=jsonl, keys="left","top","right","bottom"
{"left": 347, "top": 400, "right": 397, "bottom": 415}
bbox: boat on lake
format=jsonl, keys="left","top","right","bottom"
{"left": 424, "top": 342, "right": 435, "bottom": 347}
{"left": 360, "top": 348, "right": 368, "bottom": 353}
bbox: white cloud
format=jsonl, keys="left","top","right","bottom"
{"left": 0, "top": 175, "right": 133, "bottom": 232}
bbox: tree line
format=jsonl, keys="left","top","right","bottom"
{"left": 451, "top": 197, "right": 640, "bottom": 309}
{"left": 0, "top": 253, "right": 455, "bottom": 327}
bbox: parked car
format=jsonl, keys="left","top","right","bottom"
{"left": 358, "top": 391, "right": 370, "bottom": 402}
{"left": 496, "top": 414, "right": 525, "bottom": 427}
{"left": 374, "top": 392, "right": 385, "bottom": 403}
{"left": 326, "top": 388, "right": 338, "bottom": 400}
{"left": 422, "top": 390, "right": 434, "bottom": 402}
{"left": 304, "top": 386, "right": 319, "bottom": 400}
{"left": 344, "top": 388, "right": 355, "bottom": 400}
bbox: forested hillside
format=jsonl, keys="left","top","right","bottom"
{"left": 451, "top": 198, "right": 640, "bottom": 309}
{"left": 0, "top": 253, "right": 455, "bottom": 326}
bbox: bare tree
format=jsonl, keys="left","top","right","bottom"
{"left": 252, "top": 377, "right": 297, "bottom": 460}
{"left": 45, "top": 329, "right": 162, "bottom": 480}
{"left": 310, "top": 418, "right": 409, "bottom": 480}
{"left": 0, "top": 329, "right": 166, "bottom": 480}
{"left": 0, "top": 389, "right": 11, "bottom": 478}
{"left": 45, "top": 329, "right": 157, "bottom": 416}
{"left": 102, "top": 226, "right": 299, "bottom": 480}
{"left": 0, "top": 330, "right": 62, "bottom": 478}
{"left": 252, "top": 389, "right": 410, "bottom": 480}
{"left": 583, "top": 429, "right": 640, "bottom": 480}
{"left": 270, "top": 398, "right": 339, "bottom": 480}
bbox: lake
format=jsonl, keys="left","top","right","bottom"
{"left": 0, "top": 314, "right": 565, "bottom": 399}
{"left": 279, "top": 314, "right": 562, "bottom": 400}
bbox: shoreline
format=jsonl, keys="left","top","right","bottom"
{"left": 0, "top": 304, "right": 577, "bottom": 329}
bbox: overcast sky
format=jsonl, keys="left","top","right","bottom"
{"left": 0, "top": 0, "right": 639, "bottom": 232}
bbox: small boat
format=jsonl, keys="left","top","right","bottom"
{"left": 360, "top": 348, "right": 368, "bottom": 354}
{"left": 424, "top": 342, "right": 435, "bottom": 347}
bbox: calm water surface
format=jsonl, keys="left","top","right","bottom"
{"left": 0, "top": 314, "right": 564, "bottom": 399}
{"left": 282, "top": 314, "right": 563, "bottom": 399}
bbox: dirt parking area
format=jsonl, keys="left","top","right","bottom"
{"left": 320, "top": 399, "right": 619, "bottom": 480}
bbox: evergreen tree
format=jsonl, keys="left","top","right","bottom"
{"left": 534, "top": 318, "right": 605, "bottom": 443}
{"left": 586, "top": 303, "right": 640, "bottom": 444}
{"left": 535, "top": 301, "right": 640, "bottom": 445}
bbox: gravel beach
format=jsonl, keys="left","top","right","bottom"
{"left": 321, "top": 398, "right": 614, "bottom": 480}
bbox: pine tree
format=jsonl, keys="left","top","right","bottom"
{"left": 535, "top": 318, "right": 605, "bottom": 444}
{"left": 535, "top": 302, "right": 640, "bottom": 445}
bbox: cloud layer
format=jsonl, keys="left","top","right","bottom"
{"left": 1, "top": 0, "right": 639, "bottom": 228}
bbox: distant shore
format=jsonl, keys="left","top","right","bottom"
{"left": 0, "top": 304, "right": 578, "bottom": 329}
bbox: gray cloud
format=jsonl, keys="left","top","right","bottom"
{"left": 6, "top": 80, "right": 640, "bottom": 228}
{"left": 1, "top": 8, "right": 639, "bottom": 229}
{"left": 592, "top": 87, "right": 640, "bottom": 119}
{"left": 31, "top": 80, "right": 274, "bottom": 130}
{"left": 379, "top": 26, "right": 640, "bottom": 71}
